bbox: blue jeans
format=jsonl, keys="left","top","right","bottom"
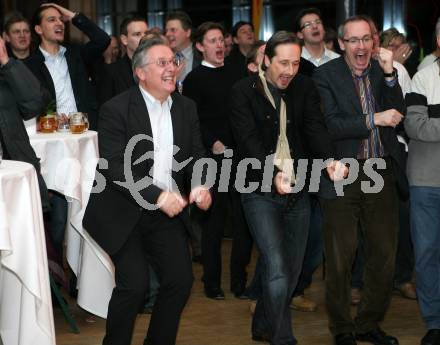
{"left": 241, "top": 192, "right": 310, "bottom": 345}
{"left": 294, "top": 195, "right": 323, "bottom": 295}
{"left": 410, "top": 186, "right": 440, "bottom": 330}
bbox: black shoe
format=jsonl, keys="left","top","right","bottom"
{"left": 231, "top": 283, "right": 249, "bottom": 299}
{"left": 252, "top": 331, "right": 271, "bottom": 342}
{"left": 233, "top": 289, "right": 249, "bottom": 299}
{"left": 356, "top": 328, "right": 399, "bottom": 345}
{"left": 334, "top": 333, "right": 357, "bottom": 345}
{"left": 204, "top": 286, "right": 225, "bottom": 300}
{"left": 421, "top": 329, "right": 440, "bottom": 345}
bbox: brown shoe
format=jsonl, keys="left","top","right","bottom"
{"left": 290, "top": 295, "right": 317, "bottom": 312}
{"left": 351, "top": 288, "right": 361, "bottom": 305}
{"left": 396, "top": 282, "right": 417, "bottom": 300}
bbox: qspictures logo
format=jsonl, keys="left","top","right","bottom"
{"left": 79, "top": 135, "right": 387, "bottom": 209}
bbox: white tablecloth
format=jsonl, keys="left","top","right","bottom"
{"left": 29, "top": 131, "right": 115, "bottom": 318}
{"left": 0, "top": 160, "right": 55, "bottom": 345}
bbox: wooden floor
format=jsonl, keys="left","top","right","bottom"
{"left": 55, "top": 239, "right": 425, "bottom": 345}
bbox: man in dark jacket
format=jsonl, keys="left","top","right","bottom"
{"left": 313, "top": 15, "right": 407, "bottom": 345}
{"left": 0, "top": 36, "right": 49, "bottom": 210}
{"left": 25, "top": 3, "right": 109, "bottom": 257}
{"left": 98, "top": 15, "right": 148, "bottom": 105}
{"left": 25, "top": 3, "right": 110, "bottom": 131}
{"left": 225, "top": 21, "right": 255, "bottom": 82}
{"left": 230, "top": 31, "right": 345, "bottom": 345}
{"left": 83, "top": 37, "right": 211, "bottom": 345}
{"left": 165, "top": 11, "right": 202, "bottom": 82}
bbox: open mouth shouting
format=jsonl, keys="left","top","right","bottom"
{"left": 54, "top": 26, "right": 64, "bottom": 38}
{"left": 278, "top": 74, "right": 293, "bottom": 88}
{"left": 354, "top": 50, "right": 370, "bottom": 68}
{"left": 215, "top": 49, "right": 224, "bottom": 61}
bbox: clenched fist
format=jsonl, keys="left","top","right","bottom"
{"left": 157, "top": 191, "right": 188, "bottom": 218}
{"left": 374, "top": 109, "right": 404, "bottom": 128}
{"left": 377, "top": 47, "right": 394, "bottom": 74}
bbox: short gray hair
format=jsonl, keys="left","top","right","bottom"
{"left": 337, "top": 15, "right": 371, "bottom": 40}
{"left": 132, "top": 36, "right": 168, "bottom": 81}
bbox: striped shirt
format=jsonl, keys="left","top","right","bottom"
{"left": 39, "top": 46, "right": 78, "bottom": 115}
{"left": 351, "top": 66, "right": 384, "bottom": 159}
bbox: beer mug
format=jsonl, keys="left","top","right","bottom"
{"left": 39, "top": 114, "right": 57, "bottom": 133}
{"left": 56, "top": 113, "right": 70, "bottom": 132}
{"left": 69, "top": 112, "right": 86, "bottom": 134}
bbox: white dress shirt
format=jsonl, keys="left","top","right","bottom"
{"left": 139, "top": 86, "right": 174, "bottom": 191}
{"left": 417, "top": 53, "right": 437, "bottom": 72}
{"left": 39, "top": 46, "right": 78, "bottom": 114}
{"left": 301, "top": 46, "right": 340, "bottom": 67}
{"left": 394, "top": 60, "right": 411, "bottom": 96}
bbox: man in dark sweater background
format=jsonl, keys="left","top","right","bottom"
{"left": 98, "top": 15, "right": 148, "bottom": 104}
{"left": 225, "top": 21, "right": 255, "bottom": 81}
{"left": 183, "top": 21, "right": 252, "bottom": 300}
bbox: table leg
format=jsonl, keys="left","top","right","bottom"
{"left": 49, "top": 275, "right": 80, "bottom": 334}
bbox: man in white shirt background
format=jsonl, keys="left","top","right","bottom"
{"left": 295, "top": 7, "right": 340, "bottom": 67}
{"left": 289, "top": 7, "right": 340, "bottom": 313}
{"left": 25, "top": 2, "right": 109, "bottom": 273}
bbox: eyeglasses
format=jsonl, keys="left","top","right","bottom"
{"left": 300, "top": 19, "right": 322, "bottom": 30}
{"left": 142, "top": 58, "right": 181, "bottom": 68}
{"left": 10, "top": 29, "right": 31, "bottom": 36}
{"left": 343, "top": 36, "right": 373, "bottom": 46}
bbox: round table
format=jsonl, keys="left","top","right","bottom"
{"left": 0, "top": 160, "right": 55, "bottom": 345}
{"left": 30, "top": 131, "right": 115, "bottom": 318}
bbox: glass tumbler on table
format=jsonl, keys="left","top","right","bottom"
{"left": 69, "top": 112, "right": 86, "bottom": 134}
{"left": 56, "top": 113, "right": 70, "bottom": 132}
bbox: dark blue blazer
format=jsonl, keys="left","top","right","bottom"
{"left": 313, "top": 56, "right": 408, "bottom": 200}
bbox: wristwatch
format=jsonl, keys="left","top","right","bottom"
{"left": 383, "top": 68, "right": 397, "bottom": 78}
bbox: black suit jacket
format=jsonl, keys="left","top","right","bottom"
{"left": 0, "top": 59, "right": 50, "bottom": 210}
{"left": 229, "top": 73, "right": 334, "bottom": 192}
{"left": 298, "top": 57, "right": 316, "bottom": 77}
{"left": 25, "top": 13, "right": 110, "bottom": 130}
{"left": 98, "top": 54, "right": 135, "bottom": 105}
{"left": 225, "top": 46, "right": 248, "bottom": 84}
{"left": 83, "top": 86, "right": 206, "bottom": 255}
{"left": 313, "top": 56, "right": 408, "bottom": 199}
